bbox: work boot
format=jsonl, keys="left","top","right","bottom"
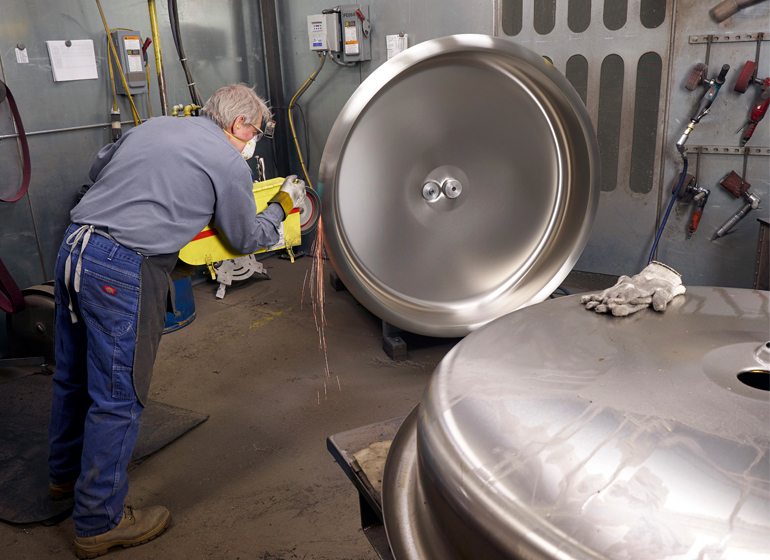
{"left": 73, "top": 505, "right": 171, "bottom": 559}
{"left": 49, "top": 480, "right": 76, "bottom": 500}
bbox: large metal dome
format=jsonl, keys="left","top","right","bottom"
{"left": 382, "top": 287, "right": 770, "bottom": 559}
{"left": 319, "top": 35, "right": 599, "bottom": 337}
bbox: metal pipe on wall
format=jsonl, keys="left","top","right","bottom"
{"left": 148, "top": 0, "right": 169, "bottom": 115}
{"left": 258, "top": 0, "right": 291, "bottom": 176}
{"left": 0, "top": 120, "right": 142, "bottom": 141}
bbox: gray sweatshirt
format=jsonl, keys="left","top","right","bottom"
{"left": 71, "top": 115, "right": 284, "bottom": 256}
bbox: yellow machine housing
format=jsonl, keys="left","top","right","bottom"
{"left": 179, "top": 177, "right": 301, "bottom": 269}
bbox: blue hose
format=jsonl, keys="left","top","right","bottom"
{"left": 648, "top": 157, "right": 689, "bottom": 264}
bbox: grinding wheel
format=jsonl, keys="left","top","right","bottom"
{"left": 685, "top": 62, "right": 708, "bottom": 91}
{"left": 734, "top": 60, "right": 757, "bottom": 93}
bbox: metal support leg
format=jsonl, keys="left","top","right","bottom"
{"left": 329, "top": 270, "right": 347, "bottom": 292}
{"left": 382, "top": 321, "right": 407, "bottom": 361}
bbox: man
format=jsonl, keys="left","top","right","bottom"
{"left": 48, "top": 84, "right": 305, "bottom": 558}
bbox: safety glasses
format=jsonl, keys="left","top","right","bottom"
{"left": 245, "top": 119, "right": 276, "bottom": 142}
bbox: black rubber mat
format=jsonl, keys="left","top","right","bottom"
{"left": 0, "top": 372, "right": 208, "bottom": 525}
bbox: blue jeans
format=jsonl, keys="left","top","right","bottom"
{"left": 49, "top": 224, "right": 144, "bottom": 537}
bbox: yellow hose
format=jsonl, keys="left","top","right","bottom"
{"left": 288, "top": 52, "right": 327, "bottom": 188}
{"left": 144, "top": 62, "right": 153, "bottom": 118}
{"left": 106, "top": 36, "right": 118, "bottom": 112}
{"left": 148, "top": 0, "right": 168, "bottom": 115}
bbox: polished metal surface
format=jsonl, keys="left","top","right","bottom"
{"left": 441, "top": 178, "right": 462, "bottom": 199}
{"left": 320, "top": 35, "right": 599, "bottom": 337}
{"left": 421, "top": 181, "right": 441, "bottom": 202}
{"left": 383, "top": 287, "right": 770, "bottom": 559}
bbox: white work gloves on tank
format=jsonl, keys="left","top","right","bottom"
{"left": 580, "top": 261, "right": 686, "bottom": 317}
{"left": 281, "top": 175, "right": 306, "bottom": 208}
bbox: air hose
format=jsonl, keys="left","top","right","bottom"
{"left": 649, "top": 64, "right": 729, "bottom": 262}
{"left": 648, "top": 156, "right": 689, "bottom": 264}
{"left": 168, "top": 0, "right": 202, "bottom": 107}
{"left": 0, "top": 79, "right": 31, "bottom": 203}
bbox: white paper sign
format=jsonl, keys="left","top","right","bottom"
{"left": 386, "top": 34, "right": 408, "bottom": 60}
{"left": 15, "top": 48, "right": 29, "bottom": 64}
{"left": 46, "top": 40, "right": 98, "bottom": 82}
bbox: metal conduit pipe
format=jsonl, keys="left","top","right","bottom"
{"left": 148, "top": 0, "right": 168, "bottom": 115}
{"left": 0, "top": 120, "right": 142, "bottom": 141}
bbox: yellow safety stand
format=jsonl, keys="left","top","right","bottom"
{"left": 179, "top": 177, "right": 302, "bottom": 278}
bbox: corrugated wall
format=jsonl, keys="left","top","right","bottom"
{"left": 498, "top": 0, "right": 769, "bottom": 286}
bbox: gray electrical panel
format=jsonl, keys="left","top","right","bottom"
{"left": 110, "top": 29, "right": 147, "bottom": 95}
{"left": 308, "top": 13, "right": 340, "bottom": 51}
{"left": 338, "top": 4, "right": 371, "bottom": 63}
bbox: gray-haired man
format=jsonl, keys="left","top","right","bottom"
{"left": 49, "top": 84, "right": 305, "bottom": 558}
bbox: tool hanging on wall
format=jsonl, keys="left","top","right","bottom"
{"left": 734, "top": 35, "right": 769, "bottom": 146}
{"left": 712, "top": 169, "right": 762, "bottom": 240}
{"left": 678, "top": 63, "right": 730, "bottom": 152}
{"left": 0, "top": 79, "right": 31, "bottom": 203}
{"left": 648, "top": 62, "right": 729, "bottom": 262}
{"left": 674, "top": 173, "right": 711, "bottom": 238}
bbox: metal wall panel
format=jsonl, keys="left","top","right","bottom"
{"left": 280, "top": 0, "right": 768, "bottom": 288}
{"left": 0, "top": 0, "right": 269, "bottom": 294}
{"left": 658, "top": 0, "right": 769, "bottom": 287}
{"left": 498, "top": 0, "right": 675, "bottom": 277}
{"left": 498, "top": 0, "right": 769, "bottom": 286}
{"left": 275, "top": 0, "right": 496, "bottom": 191}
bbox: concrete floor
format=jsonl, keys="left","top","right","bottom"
{"left": 0, "top": 255, "right": 455, "bottom": 559}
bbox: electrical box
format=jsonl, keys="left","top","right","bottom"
{"left": 339, "top": 4, "right": 371, "bottom": 63}
{"left": 307, "top": 13, "right": 340, "bottom": 52}
{"left": 110, "top": 29, "right": 147, "bottom": 95}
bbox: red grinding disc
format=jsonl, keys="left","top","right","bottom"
{"left": 298, "top": 187, "right": 321, "bottom": 233}
{"left": 734, "top": 60, "right": 757, "bottom": 93}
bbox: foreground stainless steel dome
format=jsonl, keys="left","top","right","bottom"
{"left": 383, "top": 287, "right": 770, "bottom": 559}
{"left": 319, "top": 35, "right": 599, "bottom": 337}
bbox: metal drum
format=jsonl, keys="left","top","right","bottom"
{"left": 319, "top": 35, "right": 599, "bottom": 337}
{"left": 382, "top": 287, "right": 770, "bottom": 559}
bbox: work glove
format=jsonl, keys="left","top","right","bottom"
{"left": 580, "top": 261, "right": 686, "bottom": 317}
{"left": 269, "top": 175, "right": 306, "bottom": 218}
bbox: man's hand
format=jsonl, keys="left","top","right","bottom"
{"left": 580, "top": 261, "right": 686, "bottom": 317}
{"left": 269, "top": 175, "right": 306, "bottom": 218}
{"left": 280, "top": 175, "right": 306, "bottom": 208}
